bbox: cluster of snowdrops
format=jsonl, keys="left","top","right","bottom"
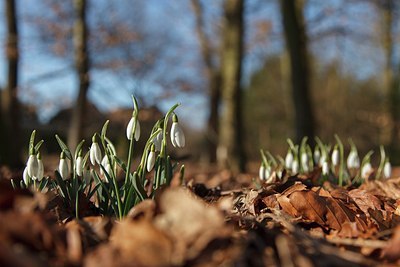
{"left": 259, "top": 135, "right": 392, "bottom": 186}
{"left": 11, "top": 97, "right": 185, "bottom": 219}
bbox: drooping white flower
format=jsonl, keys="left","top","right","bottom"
{"left": 23, "top": 167, "right": 29, "bottom": 186}
{"left": 322, "top": 161, "right": 329, "bottom": 175}
{"left": 301, "top": 153, "right": 309, "bottom": 172}
{"left": 170, "top": 115, "right": 185, "bottom": 148}
{"left": 384, "top": 161, "right": 392, "bottom": 179}
{"left": 59, "top": 153, "right": 69, "bottom": 180}
{"left": 265, "top": 166, "right": 272, "bottom": 180}
{"left": 285, "top": 150, "right": 294, "bottom": 169}
{"left": 331, "top": 148, "right": 339, "bottom": 166}
{"left": 292, "top": 159, "right": 299, "bottom": 174}
{"left": 347, "top": 150, "right": 360, "bottom": 169}
{"left": 361, "top": 162, "right": 372, "bottom": 179}
{"left": 126, "top": 116, "right": 140, "bottom": 141}
{"left": 27, "top": 154, "right": 39, "bottom": 178}
{"left": 75, "top": 155, "right": 83, "bottom": 176}
{"left": 147, "top": 151, "right": 156, "bottom": 172}
{"left": 319, "top": 153, "right": 327, "bottom": 166}
{"left": 90, "top": 136, "right": 102, "bottom": 165}
{"left": 104, "top": 164, "right": 112, "bottom": 183}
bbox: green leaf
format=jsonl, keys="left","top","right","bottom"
{"left": 101, "top": 120, "right": 110, "bottom": 142}
{"left": 114, "top": 156, "right": 127, "bottom": 172}
{"left": 29, "top": 130, "right": 36, "bottom": 155}
{"left": 55, "top": 135, "right": 72, "bottom": 160}
{"left": 34, "top": 140, "right": 44, "bottom": 153}
{"left": 54, "top": 170, "right": 69, "bottom": 200}
{"left": 74, "top": 139, "right": 85, "bottom": 160}
{"left": 130, "top": 173, "right": 147, "bottom": 201}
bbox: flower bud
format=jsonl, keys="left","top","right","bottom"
{"left": 292, "top": 160, "right": 299, "bottom": 174}
{"left": 23, "top": 167, "right": 29, "bottom": 186}
{"left": 322, "top": 161, "right": 329, "bottom": 175}
{"left": 331, "top": 148, "right": 339, "bottom": 166}
{"left": 147, "top": 150, "right": 156, "bottom": 172}
{"left": 75, "top": 155, "right": 83, "bottom": 176}
{"left": 27, "top": 154, "right": 39, "bottom": 178}
{"left": 361, "top": 162, "right": 372, "bottom": 180}
{"left": 285, "top": 150, "right": 294, "bottom": 169}
{"left": 36, "top": 154, "right": 44, "bottom": 181}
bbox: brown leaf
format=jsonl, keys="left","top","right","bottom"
{"left": 288, "top": 190, "right": 327, "bottom": 226}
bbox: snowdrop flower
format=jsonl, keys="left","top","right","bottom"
{"left": 35, "top": 153, "right": 44, "bottom": 181}
{"left": 301, "top": 152, "right": 309, "bottom": 172}
{"left": 27, "top": 153, "right": 39, "bottom": 178}
{"left": 265, "top": 166, "right": 272, "bottom": 180}
{"left": 170, "top": 114, "right": 185, "bottom": 148}
{"left": 90, "top": 135, "right": 102, "bottom": 165}
{"left": 322, "top": 161, "right": 329, "bottom": 176}
{"left": 319, "top": 153, "right": 327, "bottom": 166}
{"left": 384, "top": 161, "right": 392, "bottom": 179}
{"left": 292, "top": 159, "right": 299, "bottom": 174}
{"left": 147, "top": 146, "right": 156, "bottom": 172}
{"left": 361, "top": 162, "right": 372, "bottom": 179}
{"left": 313, "top": 149, "right": 321, "bottom": 165}
{"left": 285, "top": 150, "right": 294, "bottom": 169}
{"left": 59, "top": 152, "right": 69, "bottom": 180}
{"left": 347, "top": 150, "right": 360, "bottom": 169}
{"left": 331, "top": 148, "right": 339, "bottom": 166}
{"left": 153, "top": 128, "right": 163, "bottom": 152}
{"left": 75, "top": 154, "right": 83, "bottom": 176}
{"left": 126, "top": 115, "right": 140, "bottom": 141}
{"left": 100, "top": 155, "right": 110, "bottom": 176}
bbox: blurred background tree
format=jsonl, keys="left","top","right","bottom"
{"left": 0, "top": 0, "right": 399, "bottom": 171}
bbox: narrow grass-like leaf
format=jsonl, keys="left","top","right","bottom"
{"left": 55, "top": 135, "right": 72, "bottom": 160}
{"left": 54, "top": 170, "right": 69, "bottom": 200}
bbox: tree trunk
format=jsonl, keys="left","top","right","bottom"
{"left": 68, "top": 0, "right": 90, "bottom": 150}
{"left": 280, "top": 0, "right": 315, "bottom": 145}
{"left": 218, "top": 0, "right": 246, "bottom": 173}
{"left": 190, "top": 0, "right": 221, "bottom": 163}
{"left": 0, "top": 0, "right": 22, "bottom": 167}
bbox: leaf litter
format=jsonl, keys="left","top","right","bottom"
{"left": 2, "top": 169, "right": 400, "bottom": 266}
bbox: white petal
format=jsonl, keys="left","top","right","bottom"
{"left": 126, "top": 117, "right": 134, "bottom": 140}
{"left": 292, "top": 160, "right": 299, "bottom": 173}
{"left": 36, "top": 159, "right": 44, "bottom": 181}
{"left": 134, "top": 120, "right": 141, "bottom": 141}
{"left": 59, "top": 159, "right": 69, "bottom": 180}
{"left": 76, "top": 156, "right": 83, "bottom": 176}
{"left": 23, "top": 167, "right": 29, "bottom": 186}
{"left": 332, "top": 149, "right": 339, "bottom": 166}
{"left": 154, "top": 131, "right": 163, "bottom": 152}
{"left": 384, "top": 162, "right": 392, "bottom": 179}
{"left": 147, "top": 151, "right": 156, "bottom": 172}
{"left": 361, "top": 162, "right": 372, "bottom": 179}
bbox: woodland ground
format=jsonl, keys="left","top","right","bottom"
{"left": 1, "top": 163, "right": 400, "bottom": 267}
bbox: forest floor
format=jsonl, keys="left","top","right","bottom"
{"left": 1, "top": 163, "right": 400, "bottom": 267}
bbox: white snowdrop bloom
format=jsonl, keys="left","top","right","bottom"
{"left": 170, "top": 116, "right": 185, "bottom": 148}
{"left": 90, "top": 140, "right": 102, "bottom": 165}
{"left": 27, "top": 154, "right": 39, "bottom": 178}
{"left": 153, "top": 129, "right": 163, "bottom": 152}
{"left": 285, "top": 151, "right": 294, "bottom": 169}
{"left": 313, "top": 149, "right": 321, "bottom": 164}
{"left": 384, "top": 161, "right": 392, "bottom": 179}
{"left": 259, "top": 164, "right": 266, "bottom": 180}
{"left": 319, "top": 154, "right": 327, "bottom": 166}
{"left": 59, "top": 155, "right": 69, "bottom": 180}
{"left": 104, "top": 164, "right": 113, "bottom": 182}
{"left": 361, "top": 162, "right": 372, "bottom": 179}
{"left": 347, "top": 150, "right": 360, "bottom": 169}
{"left": 331, "top": 148, "right": 339, "bottom": 166}
{"left": 75, "top": 156, "right": 83, "bottom": 176}
{"left": 322, "top": 161, "right": 329, "bottom": 176}
{"left": 23, "top": 167, "right": 29, "bottom": 186}
{"left": 301, "top": 153, "right": 309, "bottom": 172}
{"left": 126, "top": 116, "right": 140, "bottom": 141}
{"left": 265, "top": 166, "right": 272, "bottom": 180}
{"left": 292, "top": 160, "right": 299, "bottom": 174}
{"left": 147, "top": 151, "right": 156, "bottom": 172}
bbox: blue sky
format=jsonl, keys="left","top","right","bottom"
{"left": 0, "top": 0, "right": 391, "bottom": 129}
